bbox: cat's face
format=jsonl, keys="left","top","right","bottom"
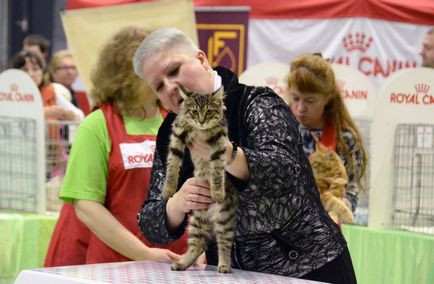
{"left": 180, "top": 86, "right": 224, "bottom": 129}
{"left": 309, "top": 141, "right": 348, "bottom": 189}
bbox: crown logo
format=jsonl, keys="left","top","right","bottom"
{"left": 10, "top": 83, "right": 18, "bottom": 92}
{"left": 415, "top": 83, "right": 430, "bottom": 94}
{"left": 342, "top": 33, "right": 373, "bottom": 52}
{"left": 265, "top": 77, "right": 279, "bottom": 87}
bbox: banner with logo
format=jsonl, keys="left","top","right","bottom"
{"left": 194, "top": 0, "right": 434, "bottom": 89}
{"left": 195, "top": 7, "right": 249, "bottom": 76}
{"left": 332, "top": 63, "right": 376, "bottom": 119}
{"left": 368, "top": 67, "right": 434, "bottom": 229}
{"left": 61, "top": 0, "right": 197, "bottom": 94}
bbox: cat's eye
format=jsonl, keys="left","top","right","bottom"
{"left": 206, "top": 110, "right": 212, "bottom": 115}
{"left": 192, "top": 110, "right": 198, "bottom": 115}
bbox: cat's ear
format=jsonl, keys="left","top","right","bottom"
{"left": 179, "top": 85, "right": 193, "bottom": 98}
{"left": 212, "top": 86, "right": 224, "bottom": 98}
{"left": 314, "top": 139, "right": 326, "bottom": 152}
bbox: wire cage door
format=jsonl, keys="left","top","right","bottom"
{"left": 0, "top": 116, "right": 40, "bottom": 212}
{"left": 392, "top": 123, "right": 434, "bottom": 235}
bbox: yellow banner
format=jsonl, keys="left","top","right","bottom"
{"left": 61, "top": 0, "right": 197, "bottom": 95}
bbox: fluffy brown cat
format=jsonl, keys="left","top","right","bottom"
{"left": 308, "top": 140, "right": 353, "bottom": 224}
{"left": 163, "top": 86, "right": 238, "bottom": 273}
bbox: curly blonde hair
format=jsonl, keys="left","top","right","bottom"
{"left": 287, "top": 54, "right": 367, "bottom": 190}
{"left": 90, "top": 26, "right": 158, "bottom": 114}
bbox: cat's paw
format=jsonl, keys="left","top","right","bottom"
{"left": 171, "top": 262, "right": 188, "bottom": 271}
{"left": 341, "top": 209, "right": 354, "bottom": 224}
{"left": 211, "top": 190, "right": 225, "bottom": 202}
{"left": 218, "top": 264, "right": 232, "bottom": 273}
{"left": 328, "top": 211, "right": 340, "bottom": 224}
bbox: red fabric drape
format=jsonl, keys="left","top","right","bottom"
{"left": 67, "top": 0, "right": 434, "bottom": 25}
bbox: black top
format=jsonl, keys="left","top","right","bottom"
{"left": 137, "top": 66, "right": 347, "bottom": 277}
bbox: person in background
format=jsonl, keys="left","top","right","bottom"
{"left": 44, "top": 26, "right": 187, "bottom": 266}
{"left": 287, "top": 53, "right": 367, "bottom": 214}
{"left": 420, "top": 27, "right": 434, "bottom": 68}
{"left": 23, "top": 34, "right": 50, "bottom": 67}
{"left": 134, "top": 27, "right": 357, "bottom": 283}
{"left": 9, "top": 50, "right": 83, "bottom": 122}
{"left": 47, "top": 50, "right": 80, "bottom": 108}
{"left": 9, "top": 50, "right": 83, "bottom": 185}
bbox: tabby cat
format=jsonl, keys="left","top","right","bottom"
{"left": 163, "top": 85, "right": 238, "bottom": 273}
{"left": 308, "top": 139, "right": 353, "bottom": 224}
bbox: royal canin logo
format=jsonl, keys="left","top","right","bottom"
{"left": 342, "top": 33, "right": 373, "bottom": 53}
{"left": 10, "top": 83, "right": 18, "bottom": 92}
{"left": 329, "top": 32, "right": 417, "bottom": 78}
{"left": 390, "top": 83, "right": 434, "bottom": 105}
{"left": 0, "top": 83, "right": 34, "bottom": 102}
{"left": 127, "top": 153, "right": 154, "bottom": 164}
{"left": 337, "top": 80, "right": 368, "bottom": 100}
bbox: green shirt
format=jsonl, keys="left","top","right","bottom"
{"left": 59, "top": 109, "right": 163, "bottom": 204}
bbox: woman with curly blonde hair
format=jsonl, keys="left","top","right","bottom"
{"left": 287, "top": 53, "right": 367, "bottom": 215}
{"left": 44, "top": 26, "right": 187, "bottom": 266}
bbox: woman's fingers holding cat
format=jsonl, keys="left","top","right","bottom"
{"left": 188, "top": 137, "right": 211, "bottom": 160}
{"left": 181, "top": 178, "right": 213, "bottom": 210}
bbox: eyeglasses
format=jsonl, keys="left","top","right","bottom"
{"left": 55, "top": 65, "right": 77, "bottom": 71}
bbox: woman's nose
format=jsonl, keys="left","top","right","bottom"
{"left": 296, "top": 102, "right": 307, "bottom": 112}
{"left": 160, "top": 78, "right": 179, "bottom": 97}
{"left": 166, "top": 79, "right": 177, "bottom": 93}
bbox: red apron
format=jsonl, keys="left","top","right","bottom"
{"left": 44, "top": 84, "right": 91, "bottom": 267}
{"left": 45, "top": 103, "right": 187, "bottom": 266}
{"left": 44, "top": 203, "right": 91, "bottom": 267}
{"left": 85, "top": 103, "right": 188, "bottom": 263}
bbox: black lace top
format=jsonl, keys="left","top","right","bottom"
{"left": 137, "top": 67, "right": 347, "bottom": 277}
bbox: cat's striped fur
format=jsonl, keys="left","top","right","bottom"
{"left": 163, "top": 86, "right": 238, "bottom": 273}
{"left": 308, "top": 140, "right": 353, "bottom": 224}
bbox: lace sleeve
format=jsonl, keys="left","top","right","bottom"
{"left": 137, "top": 150, "right": 188, "bottom": 244}
{"left": 241, "top": 88, "right": 304, "bottom": 197}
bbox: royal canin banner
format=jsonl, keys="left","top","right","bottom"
{"left": 67, "top": 0, "right": 434, "bottom": 88}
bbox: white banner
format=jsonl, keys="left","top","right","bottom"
{"left": 248, "top": 18, "right": 431, "bottom": 89}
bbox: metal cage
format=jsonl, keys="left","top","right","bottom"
{"left": 392, "top": 123, "right": 434, "bottom": 235}
{"left": 45, "top": 120, "right": 79, "bottom": 212}
{"left": 0, "top": 116, "right": 39, "bottom": 212}
{"left": 0, "top": 116, "right": 79, "bottom": 213}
